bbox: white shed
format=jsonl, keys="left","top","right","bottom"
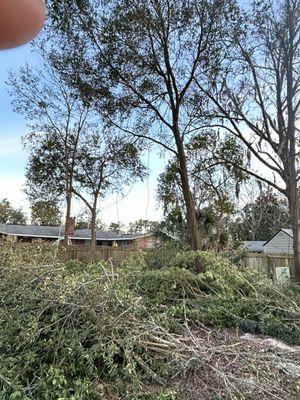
{"left": 263, "top": 229, "right": 293, "bottom": 255}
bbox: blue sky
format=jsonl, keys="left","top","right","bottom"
{"left": 0, "top": 44, "right": 163, "bottom": 224}
{"left": 0, "top": 44, "right": 34, "bottom": 214}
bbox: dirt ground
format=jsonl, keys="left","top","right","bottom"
{"left": 178, "top": 327, "right": 300, "bottom": 399}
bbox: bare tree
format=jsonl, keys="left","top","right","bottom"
{"left": 233, "top": 183, "right": 290, "bottom": 242}
{"left": 195, "top": 0, "right": 300, "bottom": 281}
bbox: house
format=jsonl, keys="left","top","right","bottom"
{"left": 263, "top": 228, "right": 293, "bottom": 255}
{"left": 243, "top": 229, "right": 295, "bottom": 281}
{"left": 243, "top": 241, "right": 266, "bottom": 253}
{"left": 242, "top": 229, "right": 294, "bottom": 255}
{"left": 0, "top": 223, "right": 159, "bottom": 250}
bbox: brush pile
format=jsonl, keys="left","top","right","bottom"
{"left": 0, "top": 247, "right": 299, "bottom": 399}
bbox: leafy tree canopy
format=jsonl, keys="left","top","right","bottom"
{"left": 128, "top": 219, "right": 159, "bottom": 234}
{"left": 108, "top": 222, "right": 126, "bottom": 234}
{"left": 46, "top": 0, "right": 242, "bottom": 254}
{"left": 30, "top": 200, "right": 62, "bottom": 227}
{"left": 0, "top": 199, "right": 27, "bottom": 225}
{"left": 158, "top": 130, "right": 247, "bottom": 248}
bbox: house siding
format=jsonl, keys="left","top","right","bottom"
{"left": 264, "top": 231, "right": 294, "bottom": 255}
{"left": 135, "top": 236, "right": 160, "bottom": 250}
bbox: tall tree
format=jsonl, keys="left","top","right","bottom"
{"left": 158, "top": 131, "right": 246, "bottom": 251}
{"left": 47, "top": 0, "right": 240, "bottom": 266}
{"left": 24, "top": 127, "right": 145, "bottom": 252}
{"left": 8, "top": 61, "right": 91, "bottom": 246}
{"left": 30, "top": 200, "right": 62, "bottom": 226}
{"left": 195, "top": 0, "right": 300, "bottom": 280}
{"left": 72, "top": 133, "right": 145, "bottom": 251}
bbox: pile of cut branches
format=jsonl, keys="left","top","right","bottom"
{"left": 0, "top": 251, "right": 299, "bottom": 399}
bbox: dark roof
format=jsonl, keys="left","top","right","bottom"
{"left": 263, "top": 228, "right": 293, "bottom": 246}
{"left": 0, "top": 224, "right": 153, "bottom": 241}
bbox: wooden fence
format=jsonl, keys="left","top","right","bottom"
{"left": 0, "top": 242, "right": 296, "bottom": 279}
{"left": 0, "top": 242, "right": 141, "bottom": 266}
{"left": 243, "top": 252, "right": 295, "bottom": 280}
{"left": 64, "top": 245, "right": 140, "bottom": 264}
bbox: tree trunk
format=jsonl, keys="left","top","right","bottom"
{"left": 215, "top": 214, "right": 222, "bottom": 254}
{"left": 286, "top": 2, "right": 300, "bottom": 283}
{"left": 251, "top": 205, "right": 256, "bottom": 241}
{"left": 64, "top": 190, "right": 72, "bottom": 247}
{"left": 90, "top": 203, "right": 97, "bottom": 258}
{"left": 177, "top": 145, "right": 201, "bottom": 252}
{"left": 287, "top": 184, "right": 300, "bottom": 282}
{"left": 174, "top": 124, "right": 203, "bottom": 272}
{"left": 292, "top": 220, "right": 300, "bottom": 282}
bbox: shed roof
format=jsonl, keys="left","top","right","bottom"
{"left": 0, "top": 224, "right": 153, "bottom": 241}
{"left": 263, "top": 228, "right": 293, "bottom": 246}
{"left": 243, "top": 241, "right": 266, "bottom": 252}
